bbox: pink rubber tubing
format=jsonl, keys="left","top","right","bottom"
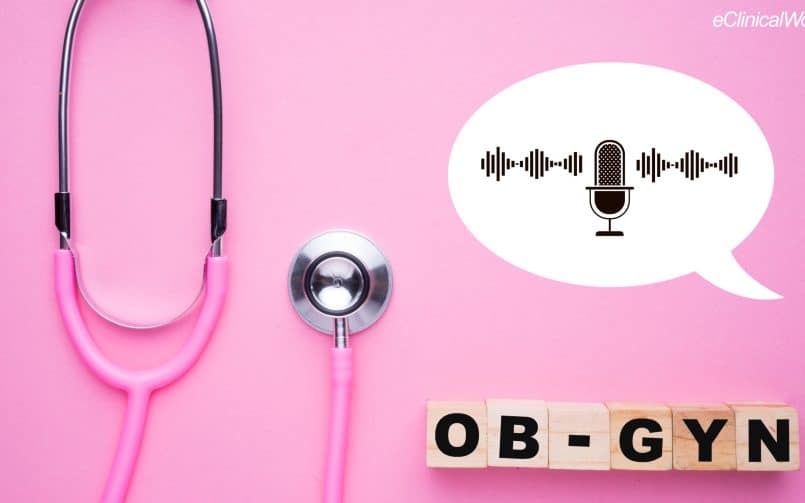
{"left": 54, "top": 250, "right": 228, "bottom": 503}
{"left": 324, "top": 348, "right": 353, "bottom": 503}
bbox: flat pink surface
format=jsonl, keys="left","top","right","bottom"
{"left": 1, "top": 0, "right": 803, "bottom": 501}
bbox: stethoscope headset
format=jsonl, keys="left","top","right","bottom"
{"left": 54, "top": 2, "right": 391, "bottom": 503}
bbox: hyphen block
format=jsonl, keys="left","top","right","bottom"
{"left": 548, "top": 402, "right": 610, "bottom": 470}
{"left": 607, "top": 402, "right": 672, "bottom": 470}
{"left": 486, "top": 399, "right": 548, "bottom": 468}
{"left": 426, "top": 401, "right": 487, "bottom": 468}
{"left": 730, "top": 403, "right": 799, "bottom": 471}
{"left": 671, "top": 403, "right": 736, "bottom": 470}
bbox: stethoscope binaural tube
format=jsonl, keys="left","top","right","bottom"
{"left": 56, "top": 0, "right": 227, "bottom": 258}
{"left": 289, "top": 231, "right": 392, "bottom": 503}
{"left": 54, "top": 1, "right": 228, "bottom": 502}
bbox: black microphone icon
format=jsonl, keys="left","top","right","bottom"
{"left": 586, "top": 140, "right": 633, "bottom": 236}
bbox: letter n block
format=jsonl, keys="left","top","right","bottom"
{"left": 729, "top": 403, "right": 799, "bottom": 471}
{"left": 486, "top": 399, "right": 548, "bottom": 468}
{"left": 607, "top": 402, "right": 672, "bottom": 470}
{"left": 548, "top": 402, "right": 610, "bottom": 470}
{"left": 426, "top": 401, "right": 487, "bottom": 468}
{"left": 671, "top": 403, "right": 736, "bottom": 470}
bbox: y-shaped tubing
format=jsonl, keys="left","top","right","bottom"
{"left": 54, "top": 250, "right": 228, "bottom": 502}
{"left": 324, "top": 348, "right": 353, "bottom": 503}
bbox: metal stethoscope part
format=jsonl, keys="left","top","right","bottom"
{"left": 289, "top": 230, "right": 391, "bottom": 503}
{"left": 289, "top": 230, "right": 392, "bottom": 347}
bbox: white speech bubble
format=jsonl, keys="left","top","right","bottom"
{"left": 448, "top": 63, "right": 780, "bottom": 300}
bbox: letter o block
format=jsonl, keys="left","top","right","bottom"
{"left": 426, "top": 401, "right": 487, "bottom": 468}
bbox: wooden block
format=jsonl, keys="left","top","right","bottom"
{"left": 486, "top": 399, "right": 548, "bottom": 468}
{"left": 729, "top": 403, "right": 799, "bottom": 471}
{"left": 548, "top": 402, "right": 610, "bottom": 470}
{"left": 671, "top": 403, "right": 736, "bottom": 470}
{"left": 606, "top": 402, "right": 672, "bottom": 470}
{"left": 426, "top": 401, "right": 487, "bottom": 468}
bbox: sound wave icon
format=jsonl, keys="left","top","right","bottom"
{"left": 636, "top": 148, "right": 739, "bottom": 183}
{"left": 481, "top": 147, "right": 583, "bottom": 181}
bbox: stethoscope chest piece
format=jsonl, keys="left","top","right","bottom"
{"left": 289, "top": 230, "right": 391, "bottom": 502}
{"left": 289, "top": 230, "right": 391, "bottom": 337}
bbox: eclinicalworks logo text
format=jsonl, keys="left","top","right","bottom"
{"left": 713, "top": 11, "right": 805, "bottom": 28}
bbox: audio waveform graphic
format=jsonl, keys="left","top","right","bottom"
{"left": 481, "top": 147, "right": 583, "bottom": 182}
{"left": 636, "top": 148, "right": 739, "bottom": 183}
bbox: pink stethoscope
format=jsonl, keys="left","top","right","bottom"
{"left": 55, "top": 2, "right": 392, "bottom": 502}
{"left": 54, "top": 1, "right": 228, "bottom": 502}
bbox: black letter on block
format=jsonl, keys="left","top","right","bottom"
{"left": 620, "top": 418, "right": 663, "bottom": 462}
{"left": 749, "top": 419, "right": 790, "bottom": 462}
{"left": 499, "top": 415, "right": 539, "bottom": 459}
{"left": 435, "top": 413, "right": 480, "bottom": 457}
{"left": 683, "top": 419, "right": 727, "bottom": 462}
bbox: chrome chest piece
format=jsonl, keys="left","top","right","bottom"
{"left": 289, "top": 230, "right": 392, "bottom": 347}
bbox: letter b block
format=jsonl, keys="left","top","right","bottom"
{"left": 730, "top": 403, "right": 799, "bottom": 471}
{"left": 607, "top": 402, "right": 672, "bottom": 470}
{"left": 426, "top": 401, "right": 487, "bottom": 468}
{"left": 486, "top": 399, "right": 548, "bottom": 468}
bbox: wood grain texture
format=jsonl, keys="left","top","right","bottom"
{"left": 548, "top": 402, "right": 610, "bottom": 470}
{"left": 607, "top": 402, "right": 672, "bottom": 470}
{"left": 729, "top": 403, "right": 799, "bottom": 471}
{"left": 426, "top": 401, "right": 487, "bottom": 468}
{"left": 671, "top": 403, "right": 736, "bottom": 470}
{"left": 486, "top": 399, "right": 548, "bottom": 468}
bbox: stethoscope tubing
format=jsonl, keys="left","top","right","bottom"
{"left": 325, "top": 347, "right": 353, "bottom": 503}
{"left": 55, "top": 250, "right": 228, "bottom": 502}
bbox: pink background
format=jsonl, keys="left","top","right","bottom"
{"left": 1, "top": 0, "right": 804, "bottom": 501}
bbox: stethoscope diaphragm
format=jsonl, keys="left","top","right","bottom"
{"left": 289, "top": 230, "right": 392, "bottom": 338}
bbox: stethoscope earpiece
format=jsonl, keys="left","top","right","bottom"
{"left": 289, "top": 230, "right": 392, "bottom": 347}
